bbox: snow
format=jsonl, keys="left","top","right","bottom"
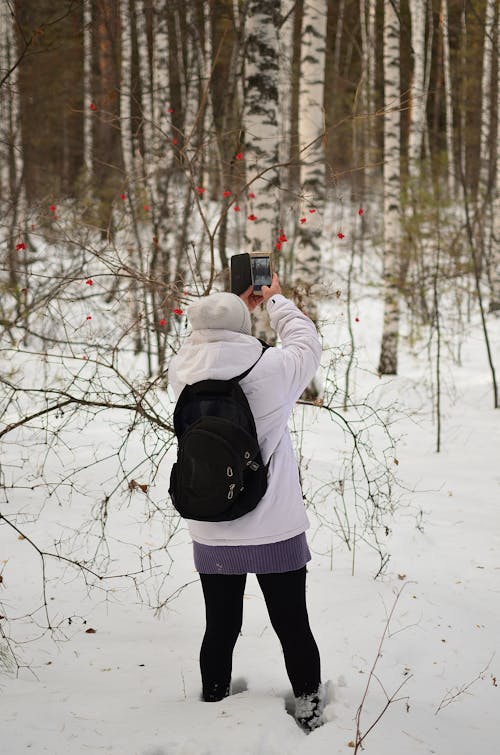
{"left": 1, "top": 275, "right": 499, "bottom": 754}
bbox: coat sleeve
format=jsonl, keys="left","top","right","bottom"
{"left": 266, "top": 294, "right": 322, "bottom": 402}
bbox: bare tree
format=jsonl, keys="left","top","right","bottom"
{"left": 378, "top": 0, "right": 402, "bottom": 376}
{"left": 294, "top": 0, "right": 327, "bottom": 300}
{"left": 0, "top": 0, "right": 25, "bottom": 296}
{"left": 440, "top": 0, "right": 456, "bottom": 198}
{"left": 242, "top": 0, "right": 281, "bottom": 340}
{"left": 408, "top": 0, "right": 428, "bottom": 183}
{"left": 243, "top": 0, "right": 281, "bottom": 254}
{"left": 490, "top": 9, "right": 500, "bottom": 312}
{"left": 477, "top": 0, "right": 496, "bottom": 297}
{"left": 359, "top": 0, "right": 378, "bottom": 182}
{"left": 83, "top": 0, "right": 93, "bottom": 183}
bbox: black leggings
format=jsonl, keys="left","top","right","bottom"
{"left": 199, "top": 566, "right": 321, "bottom": 701}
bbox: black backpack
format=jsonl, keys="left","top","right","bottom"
{"left": 168, "top": 343, "right": 271, "bottom": 522}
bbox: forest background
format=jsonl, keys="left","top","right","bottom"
{"left": 0, "top": 1, "right": 499, "bottom": 747}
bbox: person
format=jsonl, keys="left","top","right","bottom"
{"left": 168, "top": 274, "right": 325, "bottom": 732}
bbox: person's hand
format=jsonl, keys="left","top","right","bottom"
{"left": 239, "top": 284, "right": 264, "bottom": 312}
{"left": 261, "top": 273, "right": 282, "bottom": 302}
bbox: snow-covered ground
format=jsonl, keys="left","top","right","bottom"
{"left": 1, "top": 269, "right": 499, "bottom": 754}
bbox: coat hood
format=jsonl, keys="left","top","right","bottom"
{"left": 169, "top": 329, "right": 263, "bottom": 388}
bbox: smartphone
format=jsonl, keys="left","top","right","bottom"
{"left": 230, "top": 252, "right": 273, "bottom": 294}
{"left": 250, "top": 253, "right": 272, "bottom": 291}
{"left": 230, "top": 253, "right": 252, "bottom": 295}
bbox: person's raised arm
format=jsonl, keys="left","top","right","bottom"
{"left": 261, "top": 274, "right": 321, "bottom": 401}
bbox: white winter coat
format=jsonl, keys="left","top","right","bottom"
{"left": 168, "top": 294, "right": 322, "bottom": 546}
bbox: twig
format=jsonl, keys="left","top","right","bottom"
{"left": 434, "top": 655, "right": 494, "bottom": 715}
{"left": 353, "top": 583, "right": 413, "bottom": 753}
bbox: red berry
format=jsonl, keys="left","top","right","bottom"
{"left": 248, "top": 192, "right": 256, "bottom": 199}
{"left": 172, "top": 308, "right": 183, "bottom": 316}
{"left": 86, "top": 315, "right": 92, "bottom": 320}
{"left": 49, "top": 205, "right": 56, "bottom": 212}
{"left": 159, "top": 319, "right": 166, "bottom": 326}
{"left": 120, "top": 193, "right": 126, "bottom": 200}
{"left": 15, "top": 242, "right": 26, "bottom": 251}
{"left": 89, "top": 102, "right": 96, "bottom": 111}
{"left": 85, "top": 279, "right": 93, "bottom": 286}
{"left": 223, "top": 190, "right": 231, "bottom": 197}
{"left": 337, "top": 232, "right": 345, "bottom": 239}
{"left": 235, "top": 152, "right": 243, "bottom": 160}
{"left": 358, "top": 208, "right": 364, "bottom": 216}
{"left": 309, "top": 208, "right": 316, "bottom": 214}
{"left": 247, "top": 214, "right": 257, "bottom": 221}
{"left": 234, "top": 206, "right": 241, "bottom": 212}
{"left": 275, "top": 242, "right": 282, "bottom": 251}
{"left": 300, "top": 218, "right": 307, "bottom": 224}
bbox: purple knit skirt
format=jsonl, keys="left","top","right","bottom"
{"left": 193, "top": 532, "right": 311, "bottom": 575}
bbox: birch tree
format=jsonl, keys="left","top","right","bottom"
{"left": 119, "top": 0, "right": 147, "bottom": 358}
{"left": 243, "top": 0, "right": 281, "bottom": 255}
{"left": 120, "top": 0, "right": 136, "bottom": 193}
{"left": 0, "top": 0, "right": 25, "bottom": 294}
{"left": 150, "top": 0, "right": 174, "bottom": 368}
{"left": 378, "top": 0, "right": 401, "bottom": 376}
{"left": 489, "top": 9, "right": 500, "bottom": 313}
{"left": 478, "top": 0, "right": 495, "bottom": 199}
{"left": 477, "top": 0, "right": 495, "bottom": 281}
{"left": 242, "top": 0, "right": 281, "bottom": 341}
{"left": 136, "top": 0, "right": 157, "bottom": 222}
{"left": 278, "top": 0, "right": 295, "bottom": 184}
{"left": 83, "top": 0, "right": 93, "bottom": 183}
{"left": 408, "top": 0, "right": 428, "bottom": 181}
{"left": 0, "top": 2, "right": 10, "bottom": 205}
{"left": 359, "top": 0, "right": 377, "bottom": 180}
{"left": 294, "top": 0, "right": 327, "bottom": 331}
{"left": 440, "top": 0, "right": 455, "bottom": 198}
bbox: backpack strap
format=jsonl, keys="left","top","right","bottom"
{"left": 234, "top": 340, "right": 271, "bottom": 383}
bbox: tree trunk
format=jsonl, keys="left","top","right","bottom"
{"left": 151, "top": 0, "right": 172, "bottom": 369}
{"left": 332, "top": 0, "right": 345, "bottom": 86}
{"left": 1, "top": 0, "right": 25, "bottom": 293}
{"left": 0, "top": 2, "right": 11, "bottom": 204}
{"left": 119, "top": 0, "right": 136, "bottom": 193}
{"left": 288, "top": 0, "right": 304, "bottom": 196}
{"left": 243, "top": 0, "right": 280, "bottom": 253}
{"left": 408, "top": 0, "right": 427, "bottom": 180}
{"left": 243, "top": 0, "right": 281, "bottom": 340}
{"left": 278, "top": 0, "right": 295, "bottom": 196}
{"left": 83, "top": 0, "right": 93, "bottom": 183}
{"left": 119, "top": 0, "right": 145, "bottom": 356}
{"left": 367, "top": 0, "right": 377, "bottom": 180}
{"left": 294, "top": 0, "right": 327, "bottom": 398}
{"left": 136, "top": 0, "right": 156, "bottom": 216}
{"left": 478, "top": 0, "right": 495, "bottom": 197}
{"left": 440, "top": 0, "right": 456, "bottom": 198}
{"left": 295, "top": 0, "right": 327, "bottom": 290}
{"left": 488, "top": 3, "right": 500, "bottom": 312}
{"left": 378, "top": 0, "right": 401, "bottom": 376}
{"left": 477, "top": 0, "right": 495, "bottom": 280}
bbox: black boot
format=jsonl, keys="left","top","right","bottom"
{"left": 294, "top": 683, "right": 326, "bottom": 732}
{"left": 202, "top": 681, "right": 231, "bottom": 702}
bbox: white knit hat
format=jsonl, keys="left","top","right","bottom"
{"left": 187, "top": 292, "right": 251, "bottom": 335}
